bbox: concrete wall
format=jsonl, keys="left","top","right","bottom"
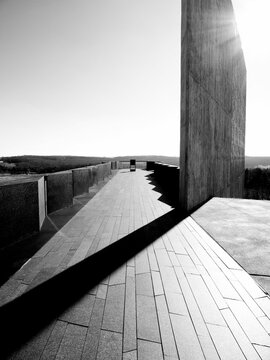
{"left": 38, "top": 177, "right": 46, "bottom": 229}
{"left": 0, "top": 178, "right": 45, "bottom": 248}
{"left": 72, "top": 168, "right": 90, "bottom": 197}
{"left": 154, "top": 163, "right": 180, "bottom": 198}
{"left": 180, "top": 0, "right": 246, "bottom": 211}
{"left": 46, "top": 172, "right": 73, "bottom": 214}
{"left": 0, "top": 162, "right": 114, "bottom": 248}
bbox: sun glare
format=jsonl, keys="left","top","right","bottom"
{"left": 234, "top": 0, "right": 270, "bottom": 65}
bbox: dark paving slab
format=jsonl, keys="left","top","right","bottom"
{"left": 192, "top": 197, "right": 270, "bottom": 293}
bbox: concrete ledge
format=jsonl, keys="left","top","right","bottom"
{"left": 0, "top": 162, "right": 114, "bottom": 248}
{"left": 72, "top": 168, "right": 89, "bottom": 196}
{"left": 192, "top": 197, "right": 270, "bottom": 294}
{"left": 0, "top": 178, "right": 45, "bottom": 248}
{"left": 154, "top": 162, "right": 180, "bottom": 198}
{"left": 46, "top": 172, "right": 73, "bottom": 214}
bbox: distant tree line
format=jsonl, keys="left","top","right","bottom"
{"left": 0, "top": 155, "right": 110, "bottom": 174}
{"left": 245, "top": 167, "right": 270, "bottom": 200}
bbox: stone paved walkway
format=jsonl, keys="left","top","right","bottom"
{"left": 1, "top": 170, "right": 270, "bottom": 359}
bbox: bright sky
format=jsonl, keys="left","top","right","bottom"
{"left": 0, "top": 0, "right": 269, "bottom": 157}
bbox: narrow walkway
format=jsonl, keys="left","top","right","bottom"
{"left": 0, "top": 170, "right": 270, "bottom": 359}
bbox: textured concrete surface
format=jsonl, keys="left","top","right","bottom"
{"left": 46, "top": 172, "right": 73, "bottom": 214}
{"left": 73, "top": 168, "right": 90, "bottom": 197}
{"left": 180, "top": 0, "right": 246, "bottom": 211}
{"left": 38, "top": 177, "right": 46, "bottom": 229}
{"left": 0, "top": 179, "right": 41, "bottom": 248}
{"left": 192, "top": 197, "right": 270, "bottom": 294}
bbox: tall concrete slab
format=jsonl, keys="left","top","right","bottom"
{"left": 180, "top": 0, "right": 246, "bottom": 211}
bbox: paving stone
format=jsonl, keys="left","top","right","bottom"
{"left": 232, "top": 269, "right": 266, "bottom": 299}
{"left": 160, "top": 266, "right": 181, "bottom": 294}
{"left": 135, "top": 250, "right": 150, "bottom": 274}
{"left": 136, "top": 273, "right": 154, "bottom": 297}
{"left": 109, "top": 265, "right": 126, "bottom": 285}
{"left": 12, "top": 321, "right": 55, "bottom": 360}
{"left": 197, "top": 265, "right": 227, "bottom": 310}
{"left": 256, "top": 296, "right": 270, "bottom": 318}
{"left": 82, "top": 298, "right": 105, "bottom": 360}
{"left": 96, "top": 330, "right": 122, "bottom": 359}
{"left": 231, "top": 279, "right": 264, "bottom": 317}
{"left": 27, "top": 267, "right": 56, "bottom": 290}
{"left": 171, "top": 314, "right": 204, "bottom": 360}
{"left": 167, "top": 251, "right": 179, "bottom": 266}
{"left": 187, "top": 274, "right": 226, "bottom": 326}
{"left": 155, "top": 295, "right": 178, "bottom": 358}
{"left": 59, "top": 294, "right": 95, "bottom": 327}
{"left": 227, "top": 299, "right": 270, "bottom": 346}
{"left": 221, "top": 308, "right": 261, "bottom": 360}
{"left": 177, "top": 254, "right": 199, "bottom": 274}
{"left": 55, "top": 323, "right": 87, "bottom": 360}
{"left": 162, "top": 234, "right": 174, "bottom": 252}
{"left": 0, "top": 279, "right": 27, "bottom": 306}
{"left": 254, "top": 345, "right": 270, "bottom": 360}
{"left": 136, "top": 295, "right": 160, "bottom": 342}
{"left": 167, "top": 229, "right": 187, "bottom": 255}
{"left": 155, "top": 248, "right": 172, "bottom": 267}
{"left": 102, "top": 284, "right": 125, "bottom": 333}
{"left": 165, "top": 292, "right": 188, "bottom": 315}
{"left": 41, "top": 321, "right": 67, "bottom": 360}
{"left": 123, "top": 350, "right": 137, "bottom": 360}
{"left": 124, "top": 268, "right": 137, "bottom": 352}
{"left": 96, "top": 284, "right": 108, "bottom": 299}
{"left": 151, "top": 271, "right": 164, "bottom": 296}
{"left": 207, "top": 323, "right": 246, "bottom": 360}
{"left": 258, "top": 316, "right": 270, "bottom": 333}
{"left": 147, "top": 246, "right": 159, "bottom": 271}
{"left": 138, "top": 339, "right": 163, "bottom": 360}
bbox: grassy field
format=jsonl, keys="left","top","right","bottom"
{"left": 0, "top": 155, "right": 110, "bottom": 174}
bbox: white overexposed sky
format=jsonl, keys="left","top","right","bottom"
{"left": 0, "top": 0, "right": 269, "bottom": 157}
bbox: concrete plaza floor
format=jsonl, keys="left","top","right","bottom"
{"left": 0, "top": 169, "right": 270, "bottom": 359}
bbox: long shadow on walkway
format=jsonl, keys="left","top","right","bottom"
{"left": 0, "top": 208, "right": 185, "bottom": 357}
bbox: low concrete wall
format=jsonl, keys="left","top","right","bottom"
{"left": 111, "top": 161, "right": 119, "bottom": 170}
{"left": 38, "top": 177, "right": 46, "bottom": 229}
{"left": 0, "top": 178, "right": 45, "bottom": 248}
{"left": 73, "top": 162, "right": 112, "bottom": 197}
{"left": 72, "top": 168, "right": 90, "bottom": 197}
{"left": 146, "top": 161, "right": 155, "bottom": 171}
{"left": 154, "top": 163, "right": 180, "bottom": 198}
{"left": 0, "top": 162, "right": 114, "bottom": 248}
{"left": 46, "top": 172, "right": 73, "bottom": 214}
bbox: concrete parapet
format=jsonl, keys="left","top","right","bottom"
{"left": 154, "top": 163, "right": 180, "bottom": 198}
{"left": 72, "top": 168, "right": 90, "bottom": 197}
{"left": 46, "top": 172, "right": 73, "bottom": 214}
{"left": 146, "top": 161, "right": 155, "bottom": 171}
{"left": 111, "top": 161, "right": 119, "bottom": 170}
{"left": 0, "top": 162, "right": 113, "bottom": 248}
{"left": 0, "top": 178, "right": 45, "bottom": 248}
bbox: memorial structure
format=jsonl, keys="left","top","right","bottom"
{"left": 180, "top": 0, "right": 246, "bottom": 211}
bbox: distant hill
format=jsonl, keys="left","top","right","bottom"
{"left": 112, "top": 155, "right": 180, "bottom": 167}
{"left": 113, "top": 155, "right": 270, "bottom": 168}
{"left": 0, "top": 155, "right": 111, "bottom": 174}
{"left": 1, "top": 155, "right": 269, "bottom": 175}
{"left": 245, "top": 157, "right": 270, "bottom": 168}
